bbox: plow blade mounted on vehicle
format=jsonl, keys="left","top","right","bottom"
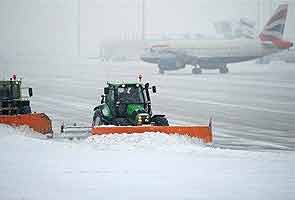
{"left": 89, "top": 80, "right": 213, "bottom": 144}
{"left": 0, "top": 113, "right": 53, "bottom": 134}
{"left": 0, "top": 76, "right": 53, "bottom": 134}
{"left": 91, "top": 125, "right": 213, "bottom": 144}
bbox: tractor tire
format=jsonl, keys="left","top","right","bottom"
{"left": 92, "top": 109, "right": 105, "bottom": 126}
{"left": 20, "top": 106, "right": 32, "bottom": 114}
{"left": 96, "top": 117, "right": 104, "bottom": 126}
{"left": 152, "top": 116, "right": 169, "bottom": 126}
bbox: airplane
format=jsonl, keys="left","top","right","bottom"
{"left": 140, "top": 4, "right": 293, "bottom": 74}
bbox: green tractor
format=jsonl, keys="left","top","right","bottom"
{"left": 92, "top": 81, "right": 169, "bottom": 126}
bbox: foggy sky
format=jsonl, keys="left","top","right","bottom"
{"left": 0, "top": 0, "right": 294, "bottom": 58}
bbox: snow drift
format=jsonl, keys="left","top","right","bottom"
{"left": 0, "top": 125, "right": 294, "bottom": 200}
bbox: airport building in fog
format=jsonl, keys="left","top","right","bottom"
{"left": 0, "top": 0, "right": 294, "bottom": 63}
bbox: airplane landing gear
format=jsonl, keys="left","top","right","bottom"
{"left": 158, "top": 65, "right": 165, "bottom": 74}
{"left": 192, "top": 66, "right": 202, "bottom": 74}
{"left": 219, "top": 65, "right": 229, "bottom": 74}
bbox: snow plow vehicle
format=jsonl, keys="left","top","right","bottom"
{"left": 85, "top": 80, "right": 212, "bottom": 143}
{"left": 0, "top": 75, "right": 53, "bottom": 134}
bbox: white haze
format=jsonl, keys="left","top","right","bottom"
{"left": 0, "top": 0, "right": 294, "bottom": 59}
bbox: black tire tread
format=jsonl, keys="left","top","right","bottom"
{"left": 152, "top": 116, "right": 169, "bottom": 126}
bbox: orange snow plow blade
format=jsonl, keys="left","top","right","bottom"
{"left": 91, "top": 125, "right": 213, "bottom": 143}
{"left": 0, "top": 113, "right": 53, "bottom": 134}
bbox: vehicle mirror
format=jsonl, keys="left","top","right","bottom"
{"left": 152, "top": 86, "right": 156, "bottom": 93}
{"left": 28, "top": 88, "right": 33, "bottom": 97}
{"left": 145, "top": 83, "right": 149, "bottom": 89}
{"left": 104, "top": 87, "right": 109, "bottom": 95}
{"left": 101, "top": 95, "right": 105, "bottom": 104}
{"left": 93, "top": 106, "right": 99, "bottom": 111}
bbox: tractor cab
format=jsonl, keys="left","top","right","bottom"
{"left": 103, "top": 82, "right": 152, "bottom": 117}
{"left": 0, "top": 80, "right": 21, "bottom": 100}
{"left": 0, "top": 76, "right": 33, "bottom": 115}
{"left": 93, "top": 81, "right": 167, "bottom": 126}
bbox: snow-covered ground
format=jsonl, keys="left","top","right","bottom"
{"left": 1, "top": 61, "right": 295, "bottom": 199}
{"left": 0, "top": 125, "right": 294, "bottom": 200}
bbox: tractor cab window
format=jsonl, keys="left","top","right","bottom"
{"left": 0, "top": 84, "right": 10, "bottom": 100}
{"left": 118, "top": 86, "right": 145, "bottom": 104}
{"left": 106, "top": 88, "right": 114, "bottom": 103}
{"left": 0, "top": 83, "right": 20, "bottom": 100}
{"left": 10, "top": 84, "right": 20, "bottom": 99}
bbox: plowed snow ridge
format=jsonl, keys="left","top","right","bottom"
{"left": 0, "top": 125, "right": 294, "bottom": 200}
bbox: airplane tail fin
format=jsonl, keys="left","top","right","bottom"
{"left": 259, "top": 4, "right": 293, "bottom": 49}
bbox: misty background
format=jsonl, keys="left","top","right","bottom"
{"left": 0, "top": 0, "right": 295, "bottom": 152}
{"left": 0, "top": 0, "right": 294, "bottom": 62}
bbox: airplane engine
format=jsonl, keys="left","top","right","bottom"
{"left": 159, "top": 55, "right": 185, "bottom": 70}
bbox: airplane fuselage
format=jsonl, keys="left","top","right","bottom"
{"left": 141, "top": 39, "right": 280, "bottom": 69}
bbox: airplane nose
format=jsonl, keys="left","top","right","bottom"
{"left": 140, "top": 55, "right": 148, "bottom": 62}
{"left": 140, "top": 52, "right": 161, "bottom": 63}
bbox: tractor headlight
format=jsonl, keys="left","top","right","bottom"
{"left": 136, "top": 113, "right": 150, "bottom": 125}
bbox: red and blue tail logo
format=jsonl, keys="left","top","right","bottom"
{"left": 259, "top": 4, "right": 293, "bottom": 49}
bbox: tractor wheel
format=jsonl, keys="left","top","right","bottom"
{"left": 152, "top": 116, "right": 169, "bottom": 126}
{"left": 92, "top": 110, "right": 105, "bottom": 126}
{"left": 92, "top": 116, "right": 104, "bottom": 126}
{"left": 20, "top": 106, "right": 32, "bottom": 114}
{"left": 97, "top": 117, "right": 105, "bottom": 125}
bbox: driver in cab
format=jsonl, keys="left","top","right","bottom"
{"left": 118, "top": 87, "right": 140, "bottom": 103}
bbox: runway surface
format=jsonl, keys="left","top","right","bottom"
{"left": 2, "top": 61, "right": 295, "bottom": 151}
